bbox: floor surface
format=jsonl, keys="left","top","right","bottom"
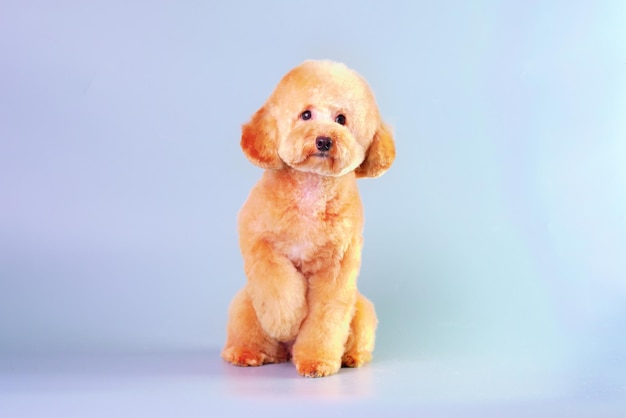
{"left": 1, "top": 349, "right": 624, "bottom": 417}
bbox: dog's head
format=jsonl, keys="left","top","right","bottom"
{"left": 241, "top": 60, "right": 395, "bottom": 178}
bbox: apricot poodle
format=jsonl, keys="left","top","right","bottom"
{"left": 222, "top": 60, "right": 395, "bottom": 377}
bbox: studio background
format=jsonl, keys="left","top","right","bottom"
{"left": 1, "top": 1, "right": 625, "bottom": 415}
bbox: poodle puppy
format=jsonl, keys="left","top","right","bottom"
{"left": 221, "top": 60, "right": 395, "bottom": 377}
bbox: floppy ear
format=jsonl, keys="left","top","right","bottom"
{"left": 241, "top": 106, "right": 283, "bottom": 169}
{"left": 355, "top": 122, "right": 396, "bottom": 178}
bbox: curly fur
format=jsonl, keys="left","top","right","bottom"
{"left": 221, "top": 60, "right": 395, "bottom": 377}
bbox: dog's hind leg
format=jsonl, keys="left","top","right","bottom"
{"left": 221, "top": 288, "right": 289, "bottom": 366}
{"left": 342, "top": 292, "right": 377, "bottom": 368}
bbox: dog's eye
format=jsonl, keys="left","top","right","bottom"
{"left": 335, "top": 114, "right": 346, "bottom": 125}
{"left": 300, "top": 110, "right": 312, "bottom": 121}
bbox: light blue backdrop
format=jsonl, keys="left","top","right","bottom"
{"left": 1, "top": 0, "right": 624, "bottom": 382}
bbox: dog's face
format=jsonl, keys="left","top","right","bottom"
{"left": 241, "top": 60, "right": 395, "bottom": 178}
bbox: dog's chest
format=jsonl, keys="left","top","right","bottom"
{"left": 283, "top": 179, "right": 339, "bottom": 262}
{"left": 295, "top": 180, "right": 328, "bottom": 216}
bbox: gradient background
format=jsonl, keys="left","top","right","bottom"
{"left": 1, "top": 0, "right": 625, "bottom": 416}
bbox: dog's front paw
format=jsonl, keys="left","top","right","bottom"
{"left": 295, "top": 358, "right": 341, "bottom": 378}
{"left": 254, "top": 296, "right": 307, "bottom": 342}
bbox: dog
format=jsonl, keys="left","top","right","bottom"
{"left": 221, "top": 60, "right": 395, "bottom": 377}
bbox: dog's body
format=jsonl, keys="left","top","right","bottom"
{"left": 222, "top": 60, "right": 395, "bottom": 377}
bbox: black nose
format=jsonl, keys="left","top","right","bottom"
{"left": 315, "top": 136, "right": 332, "bottom": 152}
